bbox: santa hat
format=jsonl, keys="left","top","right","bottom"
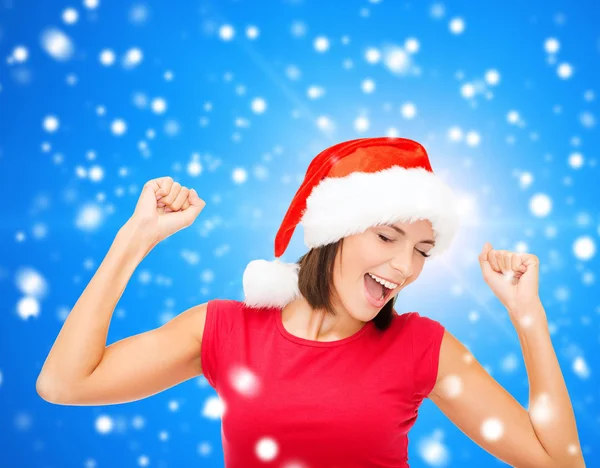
{"left": 242, "top": 137, "right": 461, "bottom": 309}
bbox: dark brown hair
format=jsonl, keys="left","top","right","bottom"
{"left": 296, "top": 238, "right": 396, "bottom": 331}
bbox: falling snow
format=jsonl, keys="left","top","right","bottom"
{"left": 481, "top": 418, "right": 504, "bottom": 441}
{"left": 40, "top": 28, "right": 74, "bottom": 61}
{"left": 99, "top": 49, "right": 116, "bottom": 66}
{"left": 418, "top": 432, "right": 450, "bottom": 466}
{"left": 122, "top": 47, "right": 143, "bottom": 68}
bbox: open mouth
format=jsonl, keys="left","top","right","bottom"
{"left": 364, "top": 273, "right": 394, "bottom": 303}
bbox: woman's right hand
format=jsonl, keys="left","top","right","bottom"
{"left": 127, "top": 176, "right": 206, "bottom": 250}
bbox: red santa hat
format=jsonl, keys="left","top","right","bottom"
{"left": 242, "top": 137, "right": 461, "bottom": 309}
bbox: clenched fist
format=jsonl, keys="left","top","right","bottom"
{"left": 478, "top": 242, "right": 542, "bottom": 321}
{"left": 128, "top": 176, "right": 206, "bottom": 249}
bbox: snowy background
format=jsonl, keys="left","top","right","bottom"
{"left": 1, "top": 0, "right": 599, "bottom": 466}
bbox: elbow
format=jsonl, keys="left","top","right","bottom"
{"left": 36, "top": 374, "right": 74, "bottom": 405}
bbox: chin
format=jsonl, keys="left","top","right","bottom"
{"left": 357, "top": 299, "right": 383, "bottom": 321}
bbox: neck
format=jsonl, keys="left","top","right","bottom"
{"left": 281, "top": 296, "right": 367, "bottom": 342}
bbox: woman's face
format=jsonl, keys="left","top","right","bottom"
{"left": 331, "top": 219, "right": 435, "bottom": 321}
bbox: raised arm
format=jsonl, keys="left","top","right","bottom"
{"left": 427, "top": 244, "right": 586, "bottom": 467}
{"left": 36, "top": 177, "right": 207, "bottom": 405}
{"left": 430, "top": 322, "right": 585, "bottom": 468}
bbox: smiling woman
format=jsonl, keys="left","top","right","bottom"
{"left": 242, "top": 138, "right": 460, "bottom": 311}
{"left": 234, "top": 136, "right": 463, "bottom": 466}
{"left": 234, "top": 137, "right": 585, "bottom": 467}
{"left": 36, "top": 136, "right": 585, "bottom": 468}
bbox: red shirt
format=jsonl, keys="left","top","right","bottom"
{"left": 201, "top": 299, "right": 445, "bottom": 467}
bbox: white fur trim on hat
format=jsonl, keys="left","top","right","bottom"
{"left": 300, "top": 166, "right": 461, "bottom": 257}
{"left": 242, "top": 259, "right": 300, "bottom": 309}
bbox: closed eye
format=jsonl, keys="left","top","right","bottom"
{"left": 377, "top": 234, "right": 393, "bottom": 243}
{"left": 377, "top": 234, "right": 431, "bottom": 258}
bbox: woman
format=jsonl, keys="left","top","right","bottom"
{"left": 36, "top": 137, "right": 586, "bottom": 468}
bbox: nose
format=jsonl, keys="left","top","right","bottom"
{"left": 389, "top": 251, "right": 414, "bottom": 283}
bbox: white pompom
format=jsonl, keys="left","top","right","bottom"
{"left": 242, "top": 259, "right": 300, "bottom": 309}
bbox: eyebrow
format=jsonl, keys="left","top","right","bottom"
{"left": 381, "top": 223, "right": 436, "bottom": 246}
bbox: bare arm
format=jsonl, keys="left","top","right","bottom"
{"left": 36, "top": 177, "right": 207, "bottom": 405}
{"left": 430, "top": 307, "right": 586, "bottom": 468}
{"left": 39, "top": 301, "right": 208, "bottom": 406}
{"left": 36, "top": 223, "right": 149, "bottom": 401}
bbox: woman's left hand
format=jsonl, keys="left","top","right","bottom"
{"left": 478, "top": 242, "right": 543, "bottom": 321}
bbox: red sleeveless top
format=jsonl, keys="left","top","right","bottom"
{"left": 201, "top": 299, "right": 445, "bottom": 467}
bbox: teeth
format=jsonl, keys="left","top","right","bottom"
{"left": 368, "top": 273, "right": 398, "bottom": 290}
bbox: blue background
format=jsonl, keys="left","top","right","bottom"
{"left": 1, "top": 0, "right": 599, "bottom": 466}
